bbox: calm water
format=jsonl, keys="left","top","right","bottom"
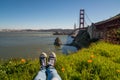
{"left": 0, "top": 32, "right": 67, "bottom": 59}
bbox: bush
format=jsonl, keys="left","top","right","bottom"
{"left": 105, "top": 28, "right": 120, "bottom": 44}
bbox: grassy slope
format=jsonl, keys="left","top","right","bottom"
{"left": 0, "top": 41, "right": 120, "bottom": 80}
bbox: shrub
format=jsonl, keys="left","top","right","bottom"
{"left": 105, "top": 28, "right": 120, "bottom": 44}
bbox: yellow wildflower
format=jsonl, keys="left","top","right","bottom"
{"left": 116, "top": 70, "right": 120, "bottom": 73}
{"left": 21, "top": 59, "right": 26, "bottom": 63}
{"left": 61, "top": 67, "right": 65, "bottom": 72}
{"left": 90, "top": 54, "right": 95, "bottom": 58}
{"left": 87, "top": 60, "right": 92, "bottom": 63}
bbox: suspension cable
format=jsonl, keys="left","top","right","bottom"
{"left": 85, "top": 12, "right": 93, "bottom": 24}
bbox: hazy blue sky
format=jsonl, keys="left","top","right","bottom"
{"left": 0, "top": 0, "right": 120, "bottom": 29}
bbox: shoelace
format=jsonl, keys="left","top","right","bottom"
{"left": 40, "top": 57, "right": 46, "bottom": 66}
{"left": 49, "top": 57, "right": 55, "bottom": 66}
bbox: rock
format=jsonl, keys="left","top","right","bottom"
{"left": 54, "top": 37, "right": 62, "bottom": 46}
{"left": 71, "top": 30, "right": 90, "bottom": 49}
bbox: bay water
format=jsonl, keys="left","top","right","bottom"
{"left": 0, "top": 32, "right": 67, "bottom": 59}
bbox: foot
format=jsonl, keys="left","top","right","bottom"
{"left": 48, "top": 52, "right": 56, "bottom": 67}
{"left": 39, "top": 52, "right": 47, "bottom": 69}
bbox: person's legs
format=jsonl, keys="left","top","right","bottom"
{"left": 47, "top": 66, "right": 61, "bottom": 80}
{"left": 34, "top": 52, "right": 47, "bottom": 80}
{"left": 47, "top": 52, "right": 62, "bottom": 80}
{"left": 34, "top": 68, "right": 46, "bottom": 80}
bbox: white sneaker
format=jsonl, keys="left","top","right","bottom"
{"left": 48, "top": 52, "right": 56, "bottom": 66}
{"left": 39, "top": 52, "right": 47, "bottom": 68}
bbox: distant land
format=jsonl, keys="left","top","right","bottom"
{"left": 0, "top": 29, "right": 74, "bottom": 35}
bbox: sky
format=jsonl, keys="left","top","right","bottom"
{"left": 0, "top": 0, "right": 120, "bottom": 29}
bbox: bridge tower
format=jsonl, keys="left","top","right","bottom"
{"left": 74, "top": 23, "right": 76, "bottom": 30}
{"left": 79, "top": 9, "right": 85, "bottom": 30}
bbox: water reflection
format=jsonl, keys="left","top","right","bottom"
{"left": 62, "top": 35, "right": 77, "bottom": 54}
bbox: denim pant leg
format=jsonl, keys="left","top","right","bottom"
{"left": 34, "top": 68, "right": 46, "bottom": 80}
{"left": 47, "top": 67, "right": 61, "bottom": 80}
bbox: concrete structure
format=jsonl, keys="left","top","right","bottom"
{"left": 88, "top": 13, "right": 120, "bottom": 39}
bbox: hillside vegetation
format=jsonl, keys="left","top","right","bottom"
{"left": 105, "top": 28, "right": 120, "bottom": 44}
{"left": 0, "top": 41, "right": 120, "bottom": 80}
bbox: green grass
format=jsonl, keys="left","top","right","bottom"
{"left": 0, "top": 41, "right": 120, "bottom": 80}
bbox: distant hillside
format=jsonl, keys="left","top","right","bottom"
{"left": 0, "top": 29, "right": 74, "bottom": 35}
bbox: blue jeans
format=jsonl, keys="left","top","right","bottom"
{"left": 34, "top": 67, "right": 61, "bottom": 80}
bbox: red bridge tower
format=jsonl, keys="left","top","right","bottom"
{"left": 79, "top": 9, "right": 85, "bottom": 30}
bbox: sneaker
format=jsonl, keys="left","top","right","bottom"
{"left": 39, "top": 52, "right": 47, "bottom": 68}
{"left": 48, "top": 52, "right": 56, "bottom": 66}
